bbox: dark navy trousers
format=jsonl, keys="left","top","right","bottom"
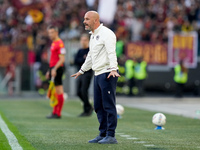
{"left": 94, "top": 72, "right": 118, "bottom": 137}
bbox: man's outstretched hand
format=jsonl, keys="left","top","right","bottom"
{"left": 71, "top": 72, "right": 82, "bottom": 79}
{"left": 107, "top": 70, "right": 120, "bottom": 79}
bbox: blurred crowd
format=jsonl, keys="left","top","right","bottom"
{"left": 1, "top": 0, "right": 200, "bottom": 96}
{"left": 0, "top": 0, "right": 200, "bottom": 62}
{"left": 115, "top": 0, "right": 200, "bottom": 43}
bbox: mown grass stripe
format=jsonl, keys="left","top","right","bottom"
{"left": 0, "top": 114, "right": 23, "bottom": 150}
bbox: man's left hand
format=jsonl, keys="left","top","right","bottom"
{"left": 107, "top": 70, "right": 120, "bottom": 79}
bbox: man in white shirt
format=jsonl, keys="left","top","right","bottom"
{"left": 71, "top": 11, "right": 120, "bottom": 144}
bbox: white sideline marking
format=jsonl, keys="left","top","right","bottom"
{"left": 0, "top": 115, "right": 23, "bottom": 150}
{"left": 127, "top": 137, "right": 139, "bottom": 140}
{"left": 120, "top": 135, "right": 131, "bottom": 137}
{"left": 144, "top": 144, "right": 155, "bottom": 147}
{"left": 134, "top": 141, "right": 146, "bottom": 144}
{"left": 117, "top": 132, "right": 155, "bottom": 148}
{"left": 116, "top": 132, "right": 124, "bottom": 135}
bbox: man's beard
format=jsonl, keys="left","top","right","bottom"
{"left": 84, "top": 24, "right": 91, "bottom": 31}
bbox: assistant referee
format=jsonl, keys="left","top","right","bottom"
{"left": 45, "top": 25, "right": 65, "bottom": 119}
{"left": 71, "top": 11, "right": 120, "bottom": 144}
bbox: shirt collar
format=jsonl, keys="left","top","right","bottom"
{"left": 89, "top": 23, "right": 103, "bottom": 35}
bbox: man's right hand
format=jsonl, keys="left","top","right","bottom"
{"left": 45, "top": 71, "right": 50, "bottom": 79}
{"left": 71, "top": 72, "right": 82, "bottom": 79}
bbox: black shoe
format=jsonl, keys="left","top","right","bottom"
{"left": 86, "top": 107, "right": 93, "bottom": 116}
{"left": 78, "top": 112, "right": 87, "bottom": 117}
{"left": 79, "top": 108, "right": 93, "bottom": 117}
{"left": 46, "top": 114, "right": 61, "bottom": 119}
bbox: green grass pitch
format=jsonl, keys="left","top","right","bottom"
{"left": 0, "top": 98, "right": 200, "bottom": 150}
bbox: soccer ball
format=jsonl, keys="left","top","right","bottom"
{"left": 152, "top": 113, "right": 166, "bottom": 126}
{"left": 116, "top": 104, "right": 124, "bottom": 115}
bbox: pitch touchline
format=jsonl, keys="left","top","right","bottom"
{"left": 0, "top": 114, "right": 23, "bottom": 150}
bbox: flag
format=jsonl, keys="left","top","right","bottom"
{"left": 47, "top": 78, "right": 58, "bottom": 107}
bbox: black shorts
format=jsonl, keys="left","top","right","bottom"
{"left": 49, "top": 67, "right": 64, "bottom": 86}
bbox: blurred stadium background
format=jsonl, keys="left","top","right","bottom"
{"left": 0, "top": 0, "right": 200, "bottom": 97}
